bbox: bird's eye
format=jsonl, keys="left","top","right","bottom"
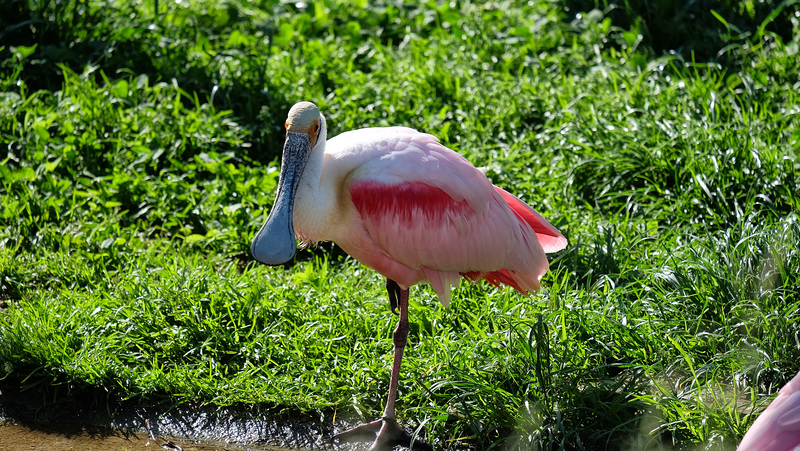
{"left": 314, "top": 123, "right": 320, "bottom": 132}
{"left": 284, "top": 121, "right": 289, "bottom": 129}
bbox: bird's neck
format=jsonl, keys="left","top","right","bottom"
{"left": 293, "top": 146, "right": 334, "bottom": 243}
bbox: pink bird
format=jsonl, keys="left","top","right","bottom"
{"left": 738, "top": 371, "right": 800, "bottom": 450}
{"left": 251, "top": 101, "right": 567, "bottom": 450}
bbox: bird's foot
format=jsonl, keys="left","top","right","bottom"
{"left": 331, "top": 417, "right": 431, "bottom": 450}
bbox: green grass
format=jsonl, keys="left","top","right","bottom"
{"left": 2, "top": 0, "right": 800, "bottom": 449}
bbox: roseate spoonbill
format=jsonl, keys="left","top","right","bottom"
{"left": 738, "top": 371, "right": 800, "bottom": 450}
{"left": 251, "top": 101, "right": 567, "bottom": 450}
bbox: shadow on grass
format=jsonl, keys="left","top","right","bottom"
{"left": 0, "top": 0, "right": 289, "bottom": 164}
{"left": 563, "top": 0, "right": 796, "bottom": 62}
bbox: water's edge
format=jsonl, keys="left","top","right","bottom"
{"left": 0, "top": 383, "right": 370, "bottom": 450}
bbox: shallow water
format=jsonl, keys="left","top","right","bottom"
{"left": 0, "top": 420, "right": 281, "bottom": 450}
{"left": 0, "top": 383, "right": 376, "bottom": 450}
{"left": 0, "top": 412, "right": 317, "bottom": 450}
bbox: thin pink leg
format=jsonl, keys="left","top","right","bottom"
{"left": 332, "top": 280, "right": 431, "bottom": 450}
{"left": 382, "top": 284, "right": 408, "bottom": 420}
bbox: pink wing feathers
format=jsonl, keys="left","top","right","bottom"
{"left": 738, "top": 371, "right": 800, "bottom": 450}
{"left": 344, "top": 129, "right": 566, "bottom": 306}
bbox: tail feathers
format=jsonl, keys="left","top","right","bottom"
{"left": 461, "top": 269, "right": 541, "bottom": 295}
{"left": 493, "top": 186, "right": 567, "bottom": 253}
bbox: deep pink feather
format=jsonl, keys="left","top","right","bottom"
{"left": 349, "top": 176, "right": 562, "bottom": 305}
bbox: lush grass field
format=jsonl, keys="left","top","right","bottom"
{"left": 2, "top": 0, "right": 799, "bottom": 449}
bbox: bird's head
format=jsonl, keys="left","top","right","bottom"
{"left": 250, "top": 101, "right": 326, "bottom": 266}
{"left": 285, "top": 101, "right": 326, "bottom": 149}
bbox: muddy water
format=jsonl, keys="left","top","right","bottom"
{"left": 0, "top": 411, "right": 319, "bottom": 450}
{"left": 0, "top": 414, "right": 321, "bottom": 451}
{"left": 0, "top": 421, "right": 250, "bottom": 450}
{"left": 0, "top": 420, "right": 316, "bottom": 450}
{"left": 0, "top": 421, "right": 148, "bottom": 450}
{"left": 0, "top": 384, "right": 374, "bottom": 451}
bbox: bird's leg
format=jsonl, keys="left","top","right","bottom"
{"left": 387, "top": 278, "right": 401, "bottom": 315}
{"left": 381, "top": 279, "right": 408, "bottom": 423}
{"left": 332, "top": 279, "right": 431, "bottom": 450}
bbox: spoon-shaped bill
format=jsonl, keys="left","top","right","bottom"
{"left": 251, "top": 132, "right": 312, "bottom": 265}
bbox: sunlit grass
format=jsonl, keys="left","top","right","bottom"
{"left": 1, "top": 0, "right": 799, "bottom": 449}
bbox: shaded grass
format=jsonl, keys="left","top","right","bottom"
{"left": 1, "top": 0, "right": 800, "bottom": 449}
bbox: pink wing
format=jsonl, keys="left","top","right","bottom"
{"left": 738, "top": 371, "right": 800, "bottom": 450}
{"left": 343, "top": 129, "right": 566, "bottom": 305}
